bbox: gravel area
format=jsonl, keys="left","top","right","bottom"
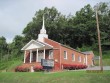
{"left": 86, "top": 66, "right": 110, "bottom": 70}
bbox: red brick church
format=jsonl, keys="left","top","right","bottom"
{"left": 21, "top": 16, "right": 94, "bottom": 71}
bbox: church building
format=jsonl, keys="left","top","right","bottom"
{"left": 21, "top": 16, "right": 94, "bottom": 71}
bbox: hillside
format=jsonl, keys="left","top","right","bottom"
{"left": 0, "top": 50, "right": 110, "bottom": 72}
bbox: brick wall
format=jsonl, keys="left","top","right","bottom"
{"left": 44, "top": 38, "right": 94, "bottom": 69}
{"left": 60, "top": 46, "right": 86, "bottom": 65}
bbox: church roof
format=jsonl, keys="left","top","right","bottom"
{"left": 21, "top": 39, "right": 53, "bottom": 50}
{"left": 82, "top": 51, "right": 94, "bottom": 55}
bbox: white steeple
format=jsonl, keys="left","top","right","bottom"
{"left": 38, "top": 15, "right": 48, "bottom": 42}
{"left": 40, "top": 15, "right": 46, "bottom": 34}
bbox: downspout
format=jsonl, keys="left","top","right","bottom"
{"left": 60, "top": 45, "right": 62, "bottom": 70}
{"left": 86, "top": 54, "right": 88, "bottom": 66}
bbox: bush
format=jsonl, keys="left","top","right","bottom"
{"left": 33, "top": 65, "right": 43, "bottom": 72}
{"left": 15, "top": 66, "right": 30, "bottom": 72}
{"left": 62, "top": 64, "right": 87, "bottom": 70}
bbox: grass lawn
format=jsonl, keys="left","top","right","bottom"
{"left": 0, "top": 71, "right": 110, "bottom": 83}
{"left": 94, "top": 59, "right": 110, "bottom": 66}
{"left": 0, "top": 59, "right": 22, "bottom": 71}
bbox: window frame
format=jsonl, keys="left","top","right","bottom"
{"left": 72, "top": 53, "right": 75, "bottom": 61}
{"left": 49, "top": 50, "right": 53, "bottom": 59}
{"left": 64, "top": 51, "right": 67, "bottom": 59}
{"left": 84, "top": 57, "right": 86, "bottom": 63}
{"left": 78, "top": 56, "right": 81, "bottom": 62}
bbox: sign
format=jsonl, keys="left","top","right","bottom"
{"left": 93, "top": 56, "right": 100, "bottom": 60}
{"left": 41, "top": 59, "right": 54, "bottom": 67}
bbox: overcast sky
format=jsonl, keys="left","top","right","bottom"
{"left": 0, "top": 0, "right": 109, "bottom": 43}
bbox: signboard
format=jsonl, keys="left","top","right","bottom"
{"left": 93, "top": 56, "right": 100, "bottom": 60}
{"left": 41, "top": 59, "right": 54, "bottom": 67}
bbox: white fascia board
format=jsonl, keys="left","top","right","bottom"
{"left": 21, "top": 39, "right": 44, "bottom": 50}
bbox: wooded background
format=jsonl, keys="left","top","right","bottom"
{"left": 0, "top": 2, "right": 110, "bottom": 62}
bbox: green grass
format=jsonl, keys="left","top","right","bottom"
{"left": 0, "top": 59, "right": 22, "bottom": 71}
{"left": 94, "top": 59, "right": 110, "bottom": 66}
{"left": 0, "top": 71, "right": 110, "bottom": 83}
{"left": 102, "top": 51, "right": 110, "bottom": 59}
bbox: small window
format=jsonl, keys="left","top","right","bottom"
{"left": 78, "top": 56, "right": 81, "bottom": 62}
{"left": 72, "top": 54, "right": 75, "bottom": 61}
{"left": 64, "top": 51, "right": 67, "bottom": 59}
{"left": 49, "top": 50, "right": 53, "bottom": 59}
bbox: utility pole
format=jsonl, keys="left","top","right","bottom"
{"left": 95, "top": 6, "right": 103, "bottom": 71}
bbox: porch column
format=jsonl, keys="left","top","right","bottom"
{"left": 43, "top": 48, "right": 45, "bottom": 59}
{"left": 86, "top": 54, "right": 88, "bottom": 65}
{"left": 36, "top": 48, "right": 38, "bottom": 62}
{"left": 24, "top": 50, "right": 26, "bottom": 63}
{"left": 30, "top": 50, "right": 32, "bottom": 63}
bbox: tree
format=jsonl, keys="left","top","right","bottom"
{"left": 22, "top": 7, "right": 68, "bottom": 44}
{"left": 95, "top": 2, "right": 110, "bottom": 44}
{"left": 10, "top": 35, "right": 24, "bottom": 58}
{"left": 72, "top": 4, "right": 96, "bottom": 47}
{"left": 22, "top": 3, "right": 110, "bottom": 49}
{"left": 0, "top": 36, "right": 8, "bottom": 61}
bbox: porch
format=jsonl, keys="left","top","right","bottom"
{"left": 21, "top": 40, "right": 54, "bottom": 63}
{"left": 24, "top": 49, "right": 53, "bottom": 63}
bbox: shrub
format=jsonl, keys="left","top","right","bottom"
{"left": 62, "top": 64, "right": 87, "bottom": 70}
{"left": 15, "top": 66, "right": 29, "bottom": 72}
{"left": 33, "top": 65, "right": 43, "bottom": 72}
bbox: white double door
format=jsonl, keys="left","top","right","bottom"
{"left": 38, "top": 51, "right": 44, "bottom": 62}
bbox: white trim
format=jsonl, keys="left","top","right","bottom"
{"left": 43, "top": 48, "right": 45, "bottom": 59}
{"left": 86, "top": 54, "right": 88, "bottom": 65}
{"left": 21, "top": 40, "right": 45, "bottom": 50}
{"left": 30, "top": 50, "right": 32, "bottom": 63}
{"left": 24, "top": 51, "right": 26, "bottom": 63}
{"left": 36, "top": 49, "right": 38, "bottom": 62}
{"left": 37, "top": 40, "right": 53, "bottom": 48}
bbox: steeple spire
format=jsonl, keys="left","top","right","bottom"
{"left": 40, "top": 15, "right": 46, "bottom": 34}
{"left": 38, "top": 15, "right": 48, "bottom": 42}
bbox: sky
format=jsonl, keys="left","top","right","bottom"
{"left": 0, "top": 0, "right": 109, "bottom": 43}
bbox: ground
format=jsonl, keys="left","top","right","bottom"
{"left": 86, "top": 66, "right": 110, "bottom": 70}
{"left": 0, "top": 71, "right": 110, "bottom": 83}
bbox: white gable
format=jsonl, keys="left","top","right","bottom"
{"left": 21, "top": 40, "right": 44, "bottom": 50}
{"left": 21, "top": 39, "right": 53, "bottom": 50}
{"left": 25, "top": 42, "right": 43, "bottom": 50}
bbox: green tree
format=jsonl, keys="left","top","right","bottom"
{"left": 10, "top": 35, "right": 24, "bottom": 58}
{"left": 0, "top": 36, "right": 8, "bottom": 61}
{"left": 72, "top": 4, "right": 96, "bottom": 47}
{"left": 94, "top": 2, "right": 110, "bottom": 44}
{"left": 23, "top": 7, "right": 68, "bottom": 44}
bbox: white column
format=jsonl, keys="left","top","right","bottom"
{"left": 86, "top": 54, "right": 88, "bottom": 65}
{"left": 24, "top": 51, "right": 26, "bottom": 63}
{"left": 43, "top": 48, "right": 45, "bottom": 59}
{"left": 36, "top": 48, "right": 38, "bottom": 62}
{"left": 30, "top": 50, "right": 32, "bottom": 63}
